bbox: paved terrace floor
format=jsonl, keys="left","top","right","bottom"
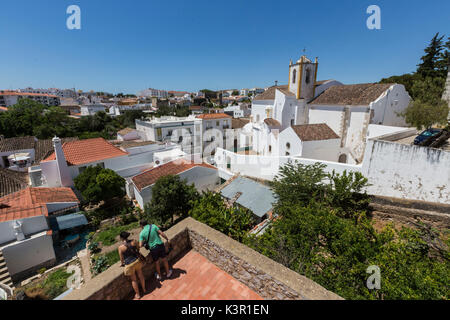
{"left": 136, "top": 250, "right": 263, "bottom": 300}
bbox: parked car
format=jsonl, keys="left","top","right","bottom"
{"left": 413, "top": 128, "right": 442, "bottom": 145}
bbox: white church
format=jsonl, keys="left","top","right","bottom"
{"left": 241, "top": 55, "right": 411, "bottom": 164}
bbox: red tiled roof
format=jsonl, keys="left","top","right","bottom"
{"left": 254, "top": 85, "right": 294, "bottom": 100}
{"left": 264, "top": 118, "right": 281, "bottom": 127}
{"left": 309, "top": 83, "right": 393, "bottom": 105}
{"left": 196, "top": 113, "right": 232, "bottom": 119}
{"left": 291, "top": 123, "right": 340, "bottom": 141}
{"left": 132, "top": 159, "right": 217, "bottom": 191}
{"left": 0, "top": 187, "right": 79, "bottom": 222}
{"left": 0, "top": 91, "right": 59, "bottom": 98}
{"left": 43, "top": 138, "right": 129, "bottom": 166}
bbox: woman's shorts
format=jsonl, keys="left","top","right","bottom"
{"left": 124, "top": 259, "right": 143, "bottom": 276}
{"left": 150, "top": 243, "right": 167, "bottom": 261}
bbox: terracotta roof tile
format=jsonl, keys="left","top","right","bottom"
{"left": 43, "top": 138, "right": 128, "bottom": 166}
{"left": 310, "top": 83, "right": 393, "bottom": 105}
{"left": 254, "top": 85, "right": 294, "bottom": 100}
{"left": 0, "top": 91, "right": 59, "bottom": 98}
{"left": 291, "top": 123, "right": 340, "bottom": 141}
{"left": 0, "top": 168, "right": 29, "bottom": 197}
{"left": 196, "top": 113, "right": 232, "bottom": 119}
{"left": 231, "top": 118, "right": 250, "bottom": 129}
{"left": 132, "top": 159, "right": 217, "bottom": 191}
{"left": 34, "top": 137, "right": 79, "bottom": 164}
{"left": 264, "top": 118, "right": 281, "bottom": 127}
{"left": 0, "top": 187, "right": 79, "bottom": 222}
{"left": 0, "top": 136, "right": 36, "bottom": 152}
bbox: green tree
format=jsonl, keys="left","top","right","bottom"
{"left": 403, "top": 77, "right": 449, "bottom": 129}
{"left": 270, "top": 162, "right": 370, "bottom": 220}
{"left": 189, "top": 192, "right": 255, "bottom": 241}
{"left": 379, "top": 73, "right": 422, "bottom": 98}
{"left": 74, "top": 165, "right": 125, "bottom": 204}
{"left": 146, "top": 175, "right": 199, "bottom": 226}
{"left": 417, "top": 33, "right": 445, "bottom": 78}
{"left": 231, "top": 90, "right": 239, "bottom": 96}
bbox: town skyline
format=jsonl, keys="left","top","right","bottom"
{"left": 1, "top": 0, "right": 449, "bottom": 94}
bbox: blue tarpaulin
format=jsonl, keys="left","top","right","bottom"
{"left": 53, "top": 213, "right": 88, "bottom": 230}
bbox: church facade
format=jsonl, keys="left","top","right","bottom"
{"left": 243, "top": 55, "right": 411, "bottom": 164}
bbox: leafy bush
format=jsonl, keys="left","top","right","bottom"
{"left": 244, "top": 163, "right": 449, "bottom": 300}
{"left": 146, "top": 175, "right": 199, "bottom": 227}
{"left": 270, "top": 163, "right": 371, "bottom": 220}
{"left": 88, "top": 241, "right": 100, "bottom": 254}
{"left": 189, "top": 192, "right": 255, "bottom": 242}
{"left": 91, "top": 256, "right": 109, "bottom": 275}
{"left": 74, "top": 165, "right": 125, "bottom": 204}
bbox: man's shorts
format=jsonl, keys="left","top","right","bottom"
{"left": 124, "top": 259, "right": 143, "bottom": 276}
{"left": 150, "top": 243, "right": 167, "bottom": 261}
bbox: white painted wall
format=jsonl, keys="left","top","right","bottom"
{"left": 345, "top": 108, "right": 370, "bottom": 161}
{"left": 302, "top": 139, "right": 341, "bottom": 162}
{"left": 307, "top": 105, "right": 345, "bottom": 136}
{"left": 363, "top": 139, "right": 450, "bottom": 204}
{"left": 215, "top": 137, "right": 450, "bottom": 204}
{"left": 278, "top": 127, "right": 303, "bottom": 156}
{"left": 0, "top": 216, "right": 48, "bottom": 245}
{"left": 2, "top": 232, "right": 55, "bottom": 276}
{"left": 370, "top": 84, "right": 410, "bottom": 127}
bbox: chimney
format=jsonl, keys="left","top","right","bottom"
{"left": 53, "top": 136, "right": 73, "bottom": 187}
{"left": 275, "top": 80, "right": 278, "bottom": 87}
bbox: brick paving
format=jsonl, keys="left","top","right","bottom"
{"left": 139, "top": 250, "right": 263, "bottom": 300}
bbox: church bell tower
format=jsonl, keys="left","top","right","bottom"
{"left": 288, "top": 55, "right": 318, "bottom": 101}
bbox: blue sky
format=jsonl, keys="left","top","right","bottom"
{"left": 0, "top": 0, "right": 449, "bottom": 94}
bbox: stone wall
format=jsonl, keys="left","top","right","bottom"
{"left": 186, "top": 219, "right": 342, "bottom": 300}
{"left": 189, "top": 230, "right": 302, "bottom": 300}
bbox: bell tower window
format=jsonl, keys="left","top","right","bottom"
{"left": 305, "top": 68, "right": 311, "bottom": 84}
{"left": 292, "top": 69, "right": 296, "bottom": 84}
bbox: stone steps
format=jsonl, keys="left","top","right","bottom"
{"left": 0, "top": 250, "right": 14, "bottom": 290}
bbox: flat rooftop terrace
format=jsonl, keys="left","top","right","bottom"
{"left": 138, "top": 250, "right": 262, "bottom": 300}
{"left": 64, "top": 218, "right": 341, "bottom": 301}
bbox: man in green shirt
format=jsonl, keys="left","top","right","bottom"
{"left": 139, "top": 220, "right": 172, "bottom": 280}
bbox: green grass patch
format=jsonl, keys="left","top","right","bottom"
{"left": 22, "top": 267, "right": 75, "bottom": 300}
{"left": 93, "top": 222, "right": 139, "bottom": 246}
{"left": 104, "top": 249, "right": 120, "bottom": 266}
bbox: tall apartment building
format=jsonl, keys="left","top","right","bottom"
{"left": 19, "top": 87, "right": 77, "bottom": 99}
{"left": 136, "top": 116, "right": 203, "bottom": 156}
{"left": 137, "top": 88, "right": 169, "bottom": 99}
{"left": 0, "top": 91, "right": 60, "bottom": 107}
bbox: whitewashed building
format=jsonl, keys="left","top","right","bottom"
{"left": 0, "top": 187, "right": 79, "bottom": 282}
{"left": 0, "top": 91, "right": 60, "bottom": 107}
{"left": 80, "top": 104, "right": 107, "bottom": 116}
{"left": 245, "top": 54, "right": 411, "bottom": 164}
{"left": 130, "top": 159, "right": 220, "bottom": 208}
{"left": 29, "top": 137, "right": 181, "bottom": 188}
